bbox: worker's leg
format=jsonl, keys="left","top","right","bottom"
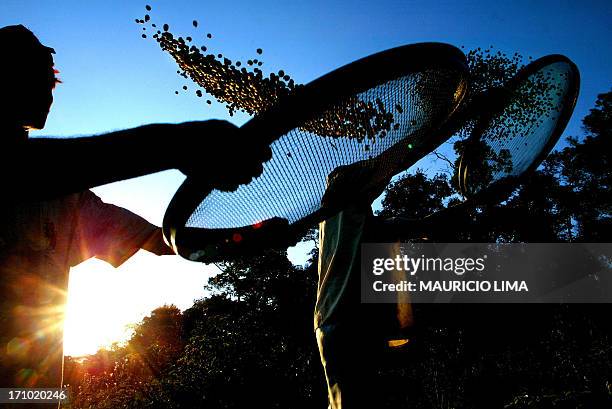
{"left": 315, "top": 321, "right": 385, "bottom": 409}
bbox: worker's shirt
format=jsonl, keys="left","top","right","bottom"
{"left": 315, "top": 205, "right": 368, "bottom": 331}
{"left": 314, "top": 205, "right": 413, "bottom": 341}
{"left": 0, "top": 190, "right": 159, "bottom": 389}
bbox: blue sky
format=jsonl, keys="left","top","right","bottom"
{"left": 2, "top": 0, "right": 610, "bottom": 355}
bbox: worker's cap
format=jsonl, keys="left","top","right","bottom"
{"left": 0, "top": 24, "right": 56, "bottom": 62}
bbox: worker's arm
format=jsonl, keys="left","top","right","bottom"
{"left": 10, "top": 120, "right": 271, "bottom": 200}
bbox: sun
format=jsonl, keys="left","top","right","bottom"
{"left": 64, "top": 259, "right": 135, "bottom": 356}
{"left": 63, "top": 251, "right": 212, "bottom": 357}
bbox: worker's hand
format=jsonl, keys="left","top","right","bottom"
{"left": 142, "top": 228, "right": 175, "bottom": 256}
{"left": 173, "top": 120, "right": 272, "bottom": 191}
{"left": 321, "top": 160, "right": 390, "bottom": 211}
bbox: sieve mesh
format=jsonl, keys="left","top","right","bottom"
{"left": 186, "top": 67, "right": 467, "bottom": 229}
{"left": 463, "top": 59, "right": 578, "bottom": 197}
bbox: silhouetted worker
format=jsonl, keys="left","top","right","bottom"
{"left": 0, "top": 24, "right": 270, "bottom": 407}
{"left": 316, "top": 162, "right": 413, "bottom": 409}
{"left": 312, "top": 87, "right": 512, "bottom": 408}
{"left": 314, "top": 144, "right": 531, "bottom": 409}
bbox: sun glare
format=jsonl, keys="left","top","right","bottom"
{"left": 64, "top": 259, "right": 135, "bottom": 357}
{"left": 63, "top": 251, "right": 213, "bottom": 357}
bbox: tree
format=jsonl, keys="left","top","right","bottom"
{"left": 64, "top": 306, "right": 184, "bottom": 409}
{"left": 546, "top": 90, "right": 612, "bottom": 241}
{"left": 378, "top": 171, "right": 454, "bottom": 220}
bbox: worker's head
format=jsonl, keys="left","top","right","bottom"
{"left": 0, "top": 25, "right": 59, "bottom": 130}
